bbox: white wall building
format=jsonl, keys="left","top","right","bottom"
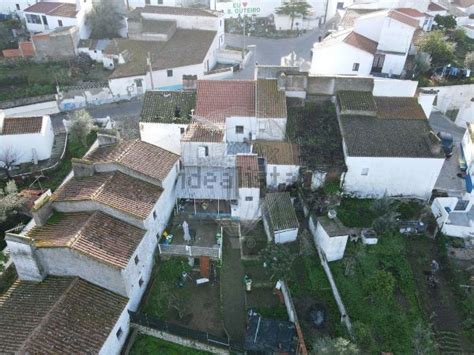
{"left": 337, "top": 91, "right": 445, "bottom": 199}
{"left": 0, "top": 0, "right": 35, "bottom": 16}
{"left": 263, "top": 192, "right": 299, "bottom": 244}
{"left": 0, "top": 114, "right": 54, "bottom": 165}
{"left": 309, "top": 215, "right": 349, "bottom": 262}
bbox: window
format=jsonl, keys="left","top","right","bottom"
{"left": 258, "top": 121, "right": 265, "bottom": 132}
{"left": 158, "top": 0, "right": 163, "bottom": 4}
{"left": 145, "top": 0, "right": 150, "bottom": 4}
{"left": 245, "top": 196, "right": 253, "bottom": 201}
{"left": 180, "top": 127, "right": 185, "bottom": 134}
{"left": 361, "top": 168, "right": 369, "bottom": 176}
{"left": 134, "top": 255, "right": 139, "bottom": 265}
{"left": 139, "top": 277, "right": 144, "bottom": 287}
{"left": 337, "top": 2, "right": 344, "bottom": 9}
{"left": 153, "top": 211, "right": 157, "bottom": 219}
{"left": 58, "top": 19, "right": 63, "bottom": 27}
{"left": 198, "top": 146, "right": 209, "bottom": 158}
{"left": 116, "top": 328, "right": 123, "bottom": 339}
{"left": 167, "top": 69, "right": 173, "bottom": 77}
{"left": 352, "top": 63, "right": 360, "bottom": 72}
{"left": 41, "top": 15, "right": 48, "bottom": 25}
{"left": 16, "top": 4, "right": 20, "bottom": 10}
{"left": 235, "top": 125, "right": 244, "bottom": 134}
{"left": 26, "top": 14, "right": 42, "bottom": 24}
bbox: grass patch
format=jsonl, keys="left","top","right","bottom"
{"left": 255, "top": 304, "right": 288, "bottom": 321}
{"left": 336, "top": 198, "right": 378, "bottom": 228}
{"left": 331, "top": 233, "right": 428, "bottom": 353}
{"left": 130, "top": 334, "right": 210, "bottom": 355}
{"left": 141, "top": 258, "right": 191, "bottom": 317}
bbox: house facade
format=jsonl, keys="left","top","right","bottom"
{"left": 0, "top": 114, "right": 54, "bottom": 165}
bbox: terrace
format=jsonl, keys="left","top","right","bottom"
{"left": 158, "top": 219, "right": 223, "bottom": 259}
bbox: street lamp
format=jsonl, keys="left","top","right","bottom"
{"left": 242, "top": 14, "right": 247, "bottom": 60}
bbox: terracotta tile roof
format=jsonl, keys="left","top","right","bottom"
{"left": 27, "top": 212, "right": 145, "bottom": 268}
{"left": 388, "top": 10, "right": 420, "bottom": 28}
{"left": 343, "top": 31, "right": 378, "bottom": 55}
{"left": 182, "top": 123, "right": 224, "bottom": 142}
{"left": 140, "top": 90, "right": 196, "bottom": 124}
{"left": 237, "top": 155, "right": 260, "bottom": 188}
{"left": 337, "top": 91, "right": 378, "bottom": 113}
{"left": 53, "top": 172, "right": 163, "bottom": 219}
{"left": 264, "top": 192, "right": 299, "bottom": 231}
{"left": 108, "top": 30, "right": 216, "bottom": 79}
{"left": 133, "top": 5, "right": 219, "bottom": 17}
{"left": 375, "top": 97, "right": 427, "bottom": 120}
{"left": 0, "top": 276, "right": 127, "bottom": 354}
{"left": 24, "top": 2, "right": 78, "bottom": 18}
{"left": 1, "top": 116, "right": 43, "bottom": 135}
{"left": 84, "top": 139, "right": 179, "bottom": 183}
{"left": 395, "top": 8, "right": 425, "bottom": 17}
{"left": 256, "top": 79, "right": 287, "bottom": 118}
{"left": 195, "top": 80, "right": 256, "bottom": 123}
{"left": 340, "top": 9, "right": 382, "bottom": 29}
{"left": 253, "top": 141, "right": 300, "bottom": 165}
{"left": 428, "top": 2, "right": 446, "bottom": 11}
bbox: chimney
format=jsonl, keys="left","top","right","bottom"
{"left": 277, "top": 72, "right": 286, "bottom": 91}
{"left": 31, "top": 190, "right": 53, "bottom": 227}
{"left": 72, "top": 158, "right": 95, "bottom": 177}
{"left": 183, "top": 75, "right": 197, "bottom": 91}
{"left": 97, "top": 129, "right": 120, "bottom": 147}
{"left": 0, "top": 110, "right": 4, "bottom": 134}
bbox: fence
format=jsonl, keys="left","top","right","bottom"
{"left": 129, "top": 311, "right": 243, "bottom": 352}
{"left": 157, "top": 244, "right": 221, "bottom": 259}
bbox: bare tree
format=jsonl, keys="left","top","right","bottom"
{"left": 0, "top": 146, "right": 21, "bottom": 179}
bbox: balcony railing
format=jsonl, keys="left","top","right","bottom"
{"left": 158, "top": 243, "right": 222, "bottom": 259}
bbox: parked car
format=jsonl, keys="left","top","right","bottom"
{"left": 437, "top": 132, "right": 454, "bottom": 158}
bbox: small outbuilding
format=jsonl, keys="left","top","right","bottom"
{"left": 263, "top": 192, "right": 299, "bottom": 244}
{"left": 310, "top": 214, "right": 349, "bottom": 262}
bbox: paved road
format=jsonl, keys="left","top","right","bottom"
{"left": 429, "top": 111, "right": 467, "bottom": 195}
{"left": 226, "top": 29, "right": 323, "bottom": 79}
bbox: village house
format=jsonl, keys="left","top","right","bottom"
{"left": 336, "top": 90, "right": 445, "bottom": 199}
{"left": 263, "top": 192, "right": 300, "bottom": 244}
{"left": 431, "top": 122, "right": 474, "bottom": 238}
{"left": 0, "top": 113, "right": 54, "bottom": 165}
{"left": 0, "top": 276, "right": 129, "bottom": 354}
{"left": 23, "top": 0, "right": 92, "bottom": 39}
{"left": 105, "top": 6, "right": 224, "bottom": 97}
{"left": 311, "top": 9, "right": 420, "bottom": 77}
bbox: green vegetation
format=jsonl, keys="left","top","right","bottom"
{"left": 336, "top": 198, "right": 378, "bottom": 228}
{"left": 141, "top": 258, "right": 191, "bottom": 318}
{"left": 255, "top": 304, "right": 289, "bottom": 321}
{"left": 86, "top": 0, "right": 124, "bottom": 39}
{"left": 275, "top": 0, "right": 312, "bottom": 31}
{"left": 130, "top": 334, "right": 210, "bottom": 355}
{"left": 420, "top": 30, "right": 456, "bottom": 68}
{"left": 331, "top": 234, "right": 429, "bottom": 353}
{"left": 0, "top": 58, "right": 108, "bottom": 102}
{"left": 0, "top": 19, "right": 21, "bottom": 52}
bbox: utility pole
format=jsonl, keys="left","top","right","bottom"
{"left": 147, "top": 52, "right": 155, "bottom": 91}
{"left": 242, "top": 15, "right": 246, "bottom": 60}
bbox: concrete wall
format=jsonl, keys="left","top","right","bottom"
{"left": 33, "top": 27, "right": 79, "bottom": 60}
{"left": 310, "top": 42, "right": 374, "bottom": 76}
{"left": 59, "top": 86, "right": 115, "bottom": 111}
{"left": 381, "top": 52, "right": 408, "bottom": 76}
{"left": 309, "top": 216, "right": 348, "bottom": 261}
{"left": 0, "top": 115, "right": 54, "bottom": 164}
{"left": 5, "top": 236, "right": 45, "bottom": 281}
{"left": 343, "top": 155, "right": 445, "bottom": 199}
{"left": 378, "top": 16, "right": 415, "bottom": 54}
{"left": 256, "top": 118, "right": 287, "bottom": 141}
{"left": 140, "top": 122, "right": 188, "bottom": 155}
{"left": 266, "top": 164, "right": 300, "bottom": 188}
{"left": 2, "top": 101, "right": 59, "bottom": 117}
{"left": 109, "top": 74, "right": 147, "bottom": 99}
{"left": 373, "top": 78, "right": 418, "bottom": 97}
{"left": 99, "top": 304, "right": 130, "bottom": 355}
{"left": 353, "top": 12, "right": 385, "bottom": 42}
{"left": 237, "top": 187, "right": 260, "bottom": 220}
{"left": 140, "top": 12, "right": 224, "bottom": 36}
{"left": 275, "top": 228, "right": 298, "bottom": 244}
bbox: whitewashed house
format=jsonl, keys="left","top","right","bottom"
{"left": 234, "top": 155, "right": 261, "bottom": 221}
{"left": 23, "top": 0, "right": 92, "bottom": 39}
{"left": 0, "top": 0, "right": 35, "bottom": 16}
{"left": 253, "top": 141, "right": 300, "bottom": 188}
{"left": 309, "top": 214, "right": 349, "bottom": 262}
{"left": 311, "top": 9, "right": 419, "bottom": 76}
{"left": 139, "top": 90, "right": 196, "bottom": 155}
{"left": 263, "top": 192, "right": 299, "bottom": 244}
{"left": 0, "top": 114, "right": 54, "bottom": 165}
{"left": 337, "top": 91, "right": 445, "bottom": 199}
{"left": 426, "top": 2, "right": 448, "bottom": 17}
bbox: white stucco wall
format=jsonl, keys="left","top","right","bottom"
{"left": 237, "top": 187, "right": 260, "bottom": 220}
{"left": 99, "top": 304, "right": 130, "bottom": 355}
{"left": 353, "top": 12, "right": 386, "bottom": 42}
{"left": 109, "top": 74, "right": 147, "bottom": 99}
{"left": 266, "top": 164, "right": 300, "bottom": 188}
{"left": 256, "top": 118, "right": 287, "bottom": 141}
{"left": 5, "top": 239, "right": 45, "bottom": 281}
{"left": 431, "top": 197, "right": 474, "bottom": 239}
{"left": 225, "top": 116, "right": 256, "bottom": 142}
{"left": 140, "top": 122, "right": 188, "bottom": 155}
{"left": 381, "top": 52, "right": 408, "bottom": 76}
{"left": 343, "top": 156, "right": 445, "bottom": 199}
{"left": 3, "top": 101, "right": 59, "bottom": 117}
{"left": 0, "top": 0, "right": 35, "bottom": 15}
{"left": 0, "top": 115, "right": 54, "bottom": 165}
{"left": 181, "top": 141, "right": 235, "bottom": 167}
{"left": 311, "top": 42, "right": 374, "bottom": 76}
{"left": 140, "top": 11, "right": 224, "bottom": 35}
{"left": 309, "top": 216, "right": 348, "bottom": 262}
{"left": 372, "top": 78, "right": 418, "bottom": 97}
{"left": 274, "top": 228, "right": 298, "bottom": 244}
{"left": 378, "top": 17, "right": 415, "bottom": 54}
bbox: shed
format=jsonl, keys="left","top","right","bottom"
{"left": 310, "top": 215, "right": 349, "bottom": 262}
{"left": 263, "top": 192, "right": 299, "bottom": 244}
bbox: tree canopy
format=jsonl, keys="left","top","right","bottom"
{"left": 275, "top": 0, "right": 312, "bottom": 31}
{"left": 86, "top": 0, "right": 124, "bottom": 39}
{"left": 419, "top": 30, "right": 455, "bottom": 68}
{"left": 68, "top": 109, "right": 95, "bottom": 146}
{"left": 434, "top": 15, "right": 457, "bottom": 30}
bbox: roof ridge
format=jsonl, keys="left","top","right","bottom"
{"left": 19, "top": 277, "right": 79, "bottom": 352}
{"left": 91, "top": 173, "right": 115, "bottom": 201}
{"left": 115, "top": 139, "right": 139, "bottom": 163}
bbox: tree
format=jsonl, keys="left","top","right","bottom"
{"left": 0, "top": 180, "right": 25, "bottom": 223}
{"left": 68, "top": 109, "right": 94, "bottom": 146}
{"left": 86, "top": 0, "right": 124, "bottom": 39}
{"left": 0, "top": 146, "right": 21, "bottom": 179}
{"left": 311, "top": 337, "right": 359, "bottom": 355}
{"left": 419, "top": 31, "right": 455, "bottom": 67}
{"left": 275, "top": 0, "right": 312, "bottom": 31}
{"left": 412, "top": 322, "right": 437, "bottom": 355}
{"left": 414, "top": 52, "right": 432, "bottom": 75}
{"left": 434, "top": 15, "right": 457, "bottom": 30}
{"left": 259, "top": 243, "right": 296, "bottom": 280}
{"left": 465, "top": 52, "right": 474, "bottom": 71}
